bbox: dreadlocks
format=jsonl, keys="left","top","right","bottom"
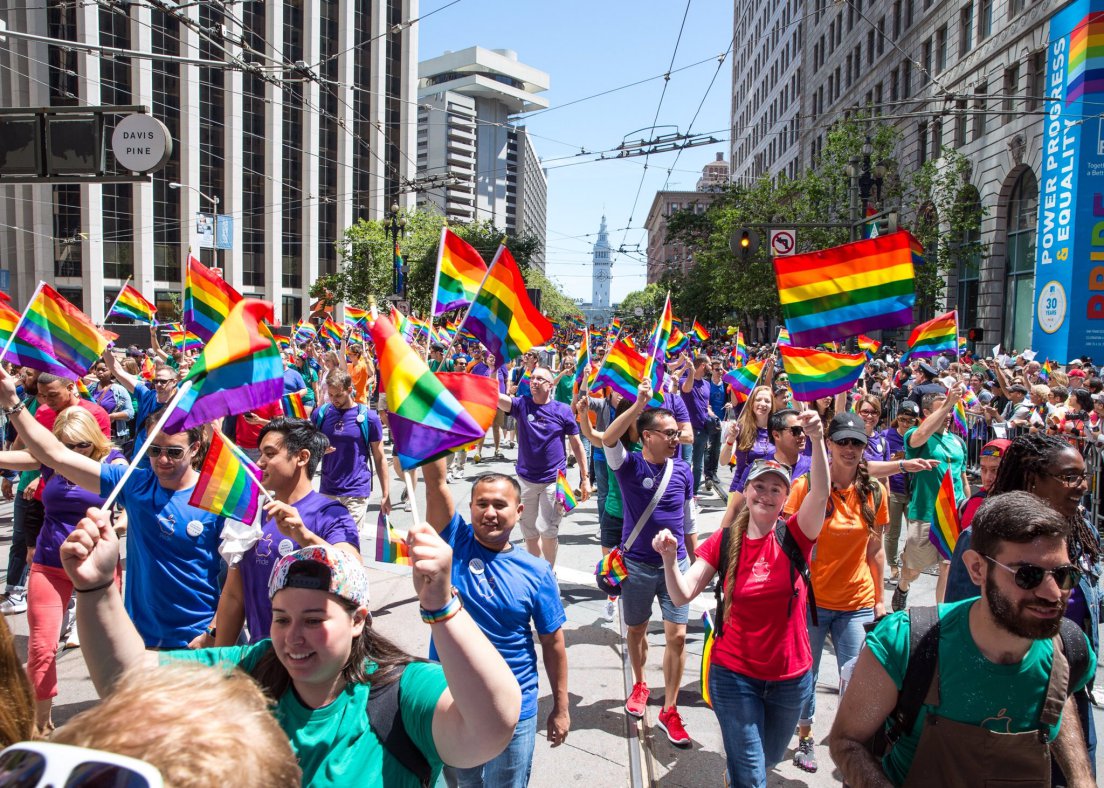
{"left": 989, "top": 432, "right": 1101, "bottom": 564}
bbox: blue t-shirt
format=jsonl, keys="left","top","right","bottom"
{"left": 283, "top": 367, "right": 307, "bottom": 395}
{"left": 708, "top": 380, "right": 727, "bottom": 418}
{"left": 100, "top": 464, "right": 225, "bottom": 648}
{"left": 238, "top": 490, "right": 360, "bottom": 641}
{"left": 315, "top": 404, "right": 383, "bottom": 497}
{"left": 131, "top": 385, "right": 164, "bottom": 468}
{"left": 430, "top": 513, "right": 566, "bottom": 721}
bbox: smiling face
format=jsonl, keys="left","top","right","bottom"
{"left": 269, "top": 588, "right": 365, "bottom": 701}
{"left": 1029, "top": 447, "right": 1087, "bottom": 519}
{"left": 469, "top": 477, "right": 522, "bottom": 550}
{"left": 751, "top": 388, "right": 772, "bottom": 420}
{"left": 744, "top": 474, "right": 789, "bottom": 524}
{"left": 772, "top": 413, "right": 806, "bottom": 458}
{"left": 257, "top": 431, "right": 307, "bottom": 489}
{"left": 983, "top": 536, "right": 1071, "bottom": 640}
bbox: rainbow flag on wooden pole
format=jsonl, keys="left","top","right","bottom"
{"left": 188, "top": 428, "right": 272, "bottom": 523}
{"left": 928, "top": 469, "right": 961, "bottom": 559}
{"left": 184, "top": 255, "right": 244, "bottom": 342}
{"left": 722, "top": 358, "right": 766, "bottom": 402}
{"left": 0, "top": 282, "right": 117, "bottom": 378}
{"left": 431, "top": 226, "right": 488, "bottom": 316}
{"left": 778, "top": 345, "right": 867, "bottom": 402}
{"left": 375, "top": 512, "right": 412, "bottom": 565}
{"left": 555, "top": 470, "right": 578, "bottom": 513}
{"left": 106, "top": 279, "right": 158, "bottom": 325}
{"left": 900, "top": 310, "right": 958, "bottom": 363}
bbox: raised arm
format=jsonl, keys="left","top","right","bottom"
{"left": 603, "top": 381, "right": 649, "bottom": 448}
{"left": 149, "top": 326, "right": 169, "bottom": 362}
{"left": 102, "top": 349, "right": 139, "bottom": 393}
{"left": 795, "top": 411, "right": 830, "bottom": 541}
{"left": 908, "top": 386, "right": 961, "bottom": 448}
{"left": 421, "top": 457, "right": 455, "bottom": 533}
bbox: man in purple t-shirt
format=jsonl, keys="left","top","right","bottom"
{"left": 603, "top": 378, "right": 696, "bottom": 747}
{"left": 213, "top": 417, "right": 360, "bottom": 645}
{"left": 497, "top": 366, "right": 589, "bottom": 566}
{"left": 679, "top": 354, "right": 716, "bottom": 497}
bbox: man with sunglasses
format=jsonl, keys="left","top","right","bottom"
{"left": 100, "top": 352, "right": 177, "bottom": 467}
{"left": 497, "top": 367, "right": 589, "bottom": 566}
{"left": 830, "top": 492, "right": 1096, "bottom": 787}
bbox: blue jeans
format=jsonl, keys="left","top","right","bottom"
{"left": 691, "top": 429, "right": 710, "bottom": 494}
{"left": 800, "top": 606, "right": 874, "bottom": 725}
{"left": 710, "top": 665, "right": 813, "bottom": 788}
{"left": 448, "top": 713, "right": 537, "bottom": 788}
{"left": 4, "top": 494, "right": 30, "bottom": 595}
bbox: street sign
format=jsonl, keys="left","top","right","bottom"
{"left": 769, "top": 229, "right": 796, "bottom": 256}
{"left": 0, "top": 269, "right": 9, "bottom": 292}
{"left": 111, "top": 114, "right": 172, "bottom": 173}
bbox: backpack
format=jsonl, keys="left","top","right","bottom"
{"left": 713, "top": 518, "right": 818, "bottom": 637}
{"left": 868, "top": 606, "right": 1091, "bottom": 759}
{"left": 312, "top": 402, "right": 373, "bottom": 447}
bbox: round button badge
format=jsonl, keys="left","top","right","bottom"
{"left": 278, "top": 539, "right": 295, "bottom": 557}
{"left": 469, "top": 558, "right": 485, "bottom": 575}
{"left": 185, "top": 520, "right": 204, "bottom": 538}
{"left": 643, "top": 478, "right": 654, "bottom": 490}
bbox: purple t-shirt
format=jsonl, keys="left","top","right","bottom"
{"left": 680, "top": 376, "right": 711, "bottom": 430}
{"left": 316, "top": 404, "right": 383, "bottom": 497}
{"left": 730, "top": 427, "right": 774, "bottom": 491}
{"left": 470, "top": 362, "right": 491, "bottom": 377}
{"left": 863, "top": 432, "right": 891, "bottom": 464}
{"left": 238, "top": 490, "right": 360, "bottom": 641}
{"left": 609, "top": 448, "right": 694, "bottom": 564}
{"left": 733, "top": 451, "right": 811, "bottom": 494}
{"left": 662, "top": 392, "right": 690, "bottom": 424}
{"left": 36, "top": 450, "right": 125, "bottom": 568}
{"left": 882, "top": 427, "right": 908, "bottom": 495}
{"left": 496, "top": 366, "right": 509, "bottom": 394}
{"left": 512, "top": 396, "right": 579, "bottom": 484}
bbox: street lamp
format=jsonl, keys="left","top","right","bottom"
{"left": 169, "top": 181, "right": 221, "bottom": 264}
{"left": 388, "top": 201, "right": 408, "bottom": 299}
{"left": 845, "top": 137, "right": 887, "bottom": 241}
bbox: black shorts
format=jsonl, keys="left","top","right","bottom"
{"left": 600, "top": 510, "right": 623, "bottom": 550}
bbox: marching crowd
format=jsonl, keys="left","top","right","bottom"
{"left": 0, "top": 321, "right": 1101, "bottom": 788}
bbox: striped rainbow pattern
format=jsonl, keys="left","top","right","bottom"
{"left": 691, "top": 320, "right": 709, "bottom": 342}
{"left": 162, "top": 299, "right": 285, "bottom": 433}
{"left": 320, "top": 318, "right": 343, "bottom": 347}
{"left": 701, "top": 610, "right": 716, "bottom": 708}
{"left": 556, "top": 470, "right": 578, "bottom": 513}
{"left": 167, "top": 330, "right": 204, "bottom": 353}
{"left": 1067, "top": 11, "right": 1104, "bottom": 104}
{"left": 274, "top": 334, "right": 292, "bottom": 352}
{"left": 140, "top": 355, "right": 156, "bottom": 381}
{"left": 645, "top": 294, "right": 673, "bottom": 371}
{"left": 10, "top": 284, "right": 116, "bottom": 378}
{"left": 375, "top": 512, "right": 412, "bottom": 565}
{"left": 667, "top": 327, "right": 689, "bottom": 355}
{"left": 108, "top": 284, "right": 157, "bottom": 324}
{"left": 184, "top": 255, "right": 244, "bottom": 342}
{"left": 592, "top": 338, "right": 649, "bottom": 400}
{"left": 734, "top": 330, "right": 748, "bottom": 364}
{"left": 574, "top": 328, "right": 591, "bottom": 388}
{"left": 594, "top": 549, "right": 628, "bottom": 586}
{"left": 902, "top": 310, "right": 957, "bottom": 360}
{"left": 344, "top": 306, "right": 370, "bottom": 327}
{"left": 0, "top": 300, "right": 77, "bottom": 377}
{"left": 962, "top": 389, "right": 981, "bottom": 410}
{"left": 283, "top": 391, "right": 308, "bottom": 419}
{"left": 723, "top": 358, "right": 765, "bottom": 401}
{"left": 778, "top": 345, "right": 867, "bottom": 402}
{"left": 434, "top": 227, "right": 488, "bottom": 315}
{"left": 773, "top": 231, "right": 918, "bottom": 346}
{"left": 857, "top": 334, "right": 882, "bottom": 357}
{"left": 188, "top": 428, "right": 263, "bottom": 523}
{"left": 952, "top": 400, "right": 969, "bottom": 435}
{"left": 463, "top": 245, "right": 553, "bottom": 362}
{"left": 777, "top": 327, "right": 792, "bottom": 346}
{"left": 928, "top": 469, "right": 961, "bottom": 560}
{"left": 293, "top": 319, "right": 316, "bottom": 345}
{"left": 607, "top": 318, "right": 621, "bottom": 346}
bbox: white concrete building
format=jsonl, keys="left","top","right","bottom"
{"left": 0, "top": 0, "right": 418, "bottom": 325}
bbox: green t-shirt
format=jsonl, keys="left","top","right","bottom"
{"left": 553, "top": 375, "right": 574, "bottom": 404}
{"left": 604, "top": 441, "right": 641, "bottom": 519}
{"left": 903, "top": 427, "right": 966, "bottom": 521}
{"left": 16, "top": 398, "right": 41, "bottom": 493}
{"left": 295, "top": 363, "right": 319, "bottom": 406}
{"left": 163, "top": 641, "right": 448, "bottom": 787}
{"left": 865, "top": 599, "right": 1096, "bottom": 786}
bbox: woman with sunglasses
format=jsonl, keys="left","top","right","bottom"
{"left": 0, "top": 407, "right": 126, "bottom": 733}
{"left": 652, "top": 410, "right": 828, "bottom": 787}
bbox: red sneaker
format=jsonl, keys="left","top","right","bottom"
{"left": 625, "top": 682, "right": 650, "bottom": 718}
{"left": 657, "top": 706, "right": 691, "bottom": 747}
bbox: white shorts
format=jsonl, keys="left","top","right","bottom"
{"left": 517, "top": 477, "right": 564, "bottom": 541}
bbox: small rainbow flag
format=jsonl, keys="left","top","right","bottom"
{"left": 107, "top": 284, "right": 157, "bottom": 324}
{"left": 293, "top": 319, "right": 316, "bottom": 345}
{"left": 140, "top": 355, "right": 156, "bottom": 381}
{"left": 594, "top": 549, "right": 628, "bottom": 587}
{"left": 167, "top": 330, "right": 204, "bottom": 353}
{"left": 320, "top": 318, "right": 344, "bottom": 347}
{"left": 773, "top": 231, "right": 919, "bottom": 346}
{"left": 857, "top": 334, "right": 882, "bottom": 357}
{"left": 433, "top": 227, "right": 488, "bottom": 315}
{"left": 734, "top": 329, "right": 748, "bottom": 364}
{"left": 273, "top": 334, "right": 292, "bottom": 352}
{"left": 901, "top": 310, "right": 957, "bottom": 362}
{"left": 928, "top": 469, "right": 961, "bottom": 560}
{"left": 723, "top": 358, "right": 765, "bottom": 402}
{"left": 667, "top": 327, "right": 690, "bottom": 355}
{"left": 555, "top": 470, "right": 578, "bottom": 513}
{"left": 375, "top": 512, "right": 411, "bottom": 566}
{"left": 607, "top": 318, "right": 622, "bottom": 346}
{"left": 777, "top": 327, "right": 792, "bottom": 346}
{"left": 645, "top": 293, "right": 674, "bottom": 372}
{"left": 184, "top": 255, "right": 244, "bottom": 342}
{"left": 283, "top": 391, "right": 308, "bottom": 419}
{"left": 691, "top": 320, "right": 709, "bottom": 342}
{"left": 462, "top": 244, "right": 553, "bottom": 362}
{"left": 952, "top": 400, "right": 969, "bottom": 434}
{"left": 4, "top": 284, "right": 116, "bottom": 378}
{"left": 701, "top": 610, "right": 716, "bottom": 708}
{"left": 188, "top": 428, "right": 264, "bottom": 523}
{"left": 592, "top": 338, "right": 649, "bottom": 401}
{"left": 962, "top": 389, "right": 981, "bottom": 410}
{"left": 76, "top": 377, "right": 92, "bottom": 401}
{"left": 574, "top": 328, "right": 592, "bottom": 388}
{"left": 958, "top": 335, "right": 968, "bottom": 351}
{"left": 1040, "top": 360, "right": 1054, "bottom": 383}
{"left": 778, "top": 345, "right": 867, "bottom": 402}
{"left": 344, "top": 306, "right": 370, "bottom": 327}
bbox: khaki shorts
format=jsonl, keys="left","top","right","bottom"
{"left": 901, "top": 518, "right": 942, "bottom": 572}
{"left": 376, "top": 392, "right": 388, "bottom": 412}
{"left": 326, "top": 495, "right": 370, "bottom": 533}
{"left": 493, "top": 409, "right": 507, "bottom": 429}
{"left": 517, "top": 477, "right": 564, "bottom": 540}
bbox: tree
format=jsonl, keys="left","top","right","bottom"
{"left": 615, "top": 283, "right": 667, "bottom": 331}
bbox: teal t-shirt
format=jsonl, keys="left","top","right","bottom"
{"left": 903, "top": 427, "right": 966, "bottom": 521}
{"left": 865, "top": 599, "right": 1096, "bottom": 786}
{"left": 164, "top": 641, "right": 447, "bottom": 787}
{"left": 604, "top": 441, "right": 641, "bottom": 519}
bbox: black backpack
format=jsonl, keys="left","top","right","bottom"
{"left": 869, "top": 606, "right": 1091, "bottom": 758}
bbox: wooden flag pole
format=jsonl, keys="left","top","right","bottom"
{"left": 403, "top": 470, "right": 421, "bottom": 526}
{"left": 441, "top": 242, "right": 502, "bottom": 362}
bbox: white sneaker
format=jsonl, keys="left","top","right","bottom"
{"left": 603, "top": 598, "right": 616, "bottom": 621}
{"left": 0, "top": 596, "right": 27, "bottom": 615}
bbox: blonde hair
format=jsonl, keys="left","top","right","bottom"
{"left": 121, "top": 357, "right": 140, "bottom": 376}
{"left": 52, "top": 664, "right": 300, "bottom": 788}
{"left": 53, "top": 407, "right": 114, "bottom": 462}
{"left": 0, "top": 617, "right": 34, "bottom": 747}
{"left": 735, "top": 385, "right": 773, "bottom": 452}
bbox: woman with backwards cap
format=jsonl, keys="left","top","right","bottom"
{"left": 55, "top": 510, "right": 521, "bottom": 787}
{"left": 653, "top": 409, "right": 829, "bottom": 788}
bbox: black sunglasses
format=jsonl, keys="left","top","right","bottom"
{"left": 783, "top": 425, "right": 805, "bottom": 437}
{"left": 984, "top": 555, "right": 1082, "bottom": 591}
{"left": 63, "top": 442, "right": 93, "bottom": 451}
{"left": 833, "top": 438, "right": 866, "bottom": 448}
{"left": 147, "top": 445, "right": 187, "bottom": 460}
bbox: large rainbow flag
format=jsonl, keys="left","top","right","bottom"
{"left": 592, "top": 338, "right": 650, "bottom": 400}
{"left": 188, "top": 428, "right": 264, "bottom": 523}
{"left": 901, "top": 310, "right": 958, "bottom": 362}
{"left": 462, "top": 245, "right": 553, "bottom": 362}
{"left": 184, "top": 255, "right": 244, "bottom": 342}
{"left": 723, "top": 358, "right": 765, "bottom": 401}
{"left": 773, "top": 230, "right": 919, "bottom": 346}
{"left": 162, "top": 299, "right": 284, "bottom": 433}
{"left": 107, "top": 284, "right": 157, "bottom": 324}
{"left": 433, "top": 226, "right": 488, "bottom": 315}
{"left": 778, "top": 345, "right": 867, "bottom": 402}
{"left": 0, "top": 300, "right": 73, "bottom": 377}
{"left": 375, "top": 512, "right": 412, "bottom": 565}
{"left": 3, "top": 284, "right": 116, "bottom": 378}
{"left": 928, "top": 469, "right": 961, "bottom": 560}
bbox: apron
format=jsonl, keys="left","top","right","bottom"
{"left": 901, "top": 634, "right": 1070, "bottom": 788}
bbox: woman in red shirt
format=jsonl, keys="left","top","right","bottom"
{"left": 654, "top": 409, "right": 829, "bottom": 788}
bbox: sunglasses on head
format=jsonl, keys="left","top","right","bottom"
{"left": 0, "top": 742, "right": 163, "bottom": 788}
{"left": 984, "top": 555, "right": 1082, "bottom": 591}
{"left": 147, "top": 445, "right": 187, "bottom": 460}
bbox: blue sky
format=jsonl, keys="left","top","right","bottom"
{"left": 418, "top": 0, "right": 733, "bottom": 304}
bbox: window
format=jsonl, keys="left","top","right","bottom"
{"left": 955, "top": 99, "right": 967, "bottom": 146}
{"left": 878, "top": 17, "right": 886, "bottom": 54}
{"left": 1009, "top": 0, "right": 1025, "bottom": 18}
{"left": 978, "top": 0, "right": 992, "bottom": 40}
{"left": 868, "top": 31, "right": 875, "bottom": 65}
{"left": 874, "top": 82, "right": 883, "bottom": 112}
{"left": 922, "top": 39, "right": 933, "bottom": 85}
{"left": 931, "top": 120, "right": 943, "bottom": 160}
{"left": 955, "top": 187, "right": 983, "bottom": 333}
{"left": 1003, "top": 170, "right": 1038, "bottom": 352}
{"left": 936, "top": 25, "right": 948, "bottom": 73}
{"left": 918, "top": 121, "right": 929, "bottom": 166}
{"left": 903, "top": 59, "right": 912, "bottom": 98}
{"left": 973, "top": 81, "right": 987, "bottom": 139}
{"left": 893, "top": 1, "right": 901, "bottom": 39}
{"left": 959, "top": 4, "right": 974, "bottom": 56}
{"left": 1027, "top": 50, "right": 1045, "bottom": 111}
{"left": 905, "top": 0, "right": 914, "bottom": 29}
{"left": 1003, "top": 63, "right": 1020, "bottom": 121}
{"left": 890, "top": 67, "right": 900, "bottom": 101}
{"left": 846, "top": 54, "right": 853, "bottom": 88}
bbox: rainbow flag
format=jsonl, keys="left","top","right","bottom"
{"left": 574, "top": 328, "right": 592, "bottom": 388}
{"left": 592, "top": 338, "right": 650, "bottom": 401}
{"left": 607, "top": 318, "right": 622, "bottom": 346}
{"left": 691, "top": 320, "right": 709, "bottom": 342}
{"left": 188, "top": 428, "right": 263, "bottom": 524}
{"left": 162, "top": 299, "right": 285, "bottom": 433}
{"left": 723, "top": 358, "right": 765, "bottom": 402}
{"left": 555, "top": 470, "right": 578, "bottom": 513}
{"left": 433, "top": 226, "right": 488, "bottom": 315}
{"left": 734, "top": 330, "right": 748, "bottom": 364}
{"left": 777, "top": 327, "right": 792, "bottom": 346}
{"left": 463, "top": 245, "right": 553, "bottom": 362}
{"left": 167, "top": 330, "right": 204, "bottom": 353}
{"left": 344, "top": 306, "right": 370, "bottom": 328}
{"left": 3, "top": 284, "right": 116, "bottom": 378}
{"left": 375, "top": 512, "right": 412, "bottom": 566}
{"left": 163, "top": 322, "right": 184, "bottom": 334}
{"left": 645, "top": 293, "right": 674, "bottom": 371}
{"left": 283, "top": 391, "right": 308, "bottom": 419}
{"left": 594, "top": 549, "right": 628, "bottom": 587}
{"left": 76, "top": 377, "right": 92, "bottom": 401}
{"left": 901, "top": 310, "right": 957, "bottom": 362}
{"left": 107, "top": 284, "right": 157, "bottom": 324}
{"left": 0, "top": 300, "right": 76, "bottom": 377}
{"left": 622, "top": 336, "right": 636, "bottom": 351}
{"left": 701, "top": 610, "right": 716, "bottom": 708}
{"left": 773, "top": 230, "right": 919, "bottom": 346}
{"left": 140, "top": 355, "right": 156, "bottom": 381}
{"left": 320, "top": 318, "right": 343, "bottom": 347}
{"left": 273, "top": 334, "right": 292, "bottom": 353}
{"left": 928, "top": 469, "right": 961, "bottom": 560}
{"left": 778, "top": 345, "right": 867, "bottom": 402}
{"left": 962, "top": 389, "right": 981, "bottom": 410}
{"left": 857, "top": 334, "right": 882, "bottom": 357}
{"left": 293, "top": 319, "right": 316, "bottom": 345}
{"left": 367, "top": 310, "right": 496, "bottom": 470}
{"left": 184, "top": 255, "right": 243, "bottom": 342}
{"left": 952, "top": 400, "right": 969, "bottom": 435}
{"left": 667, "top": 327, "right": 689, "bottom": 355}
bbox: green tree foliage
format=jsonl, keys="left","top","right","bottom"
{"left": 615, "top": 283, "right": 667, "bottom": 331}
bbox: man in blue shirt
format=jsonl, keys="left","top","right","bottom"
{"left": 101, "top": 351, "right": 178, "bottom": 467}
{"left": 422, "top": 456, "right": 569, "bottom": 787}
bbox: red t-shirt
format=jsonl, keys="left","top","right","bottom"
{"left": 36, "top": 399, "right": 111, "bottom": 438}
{"left": 235, "top": 400, "right": 284, "bottom": 449}
{"left": 695, "top": 513, "right": 815, "bottom": 681}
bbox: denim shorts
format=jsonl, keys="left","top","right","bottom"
{"left": 621, "top": 555, "right": 690, "bottom": 627}
{"left": 599, "top": 511, "right": 623, "bottom": 550}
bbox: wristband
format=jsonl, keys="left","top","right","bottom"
{"left": 1, "top": 400, "right": 26, "bottom": 417}
{"left": 205, "top": 625, "right": 217, "bottom": 639}
{"left": 726, "top": 441, "right": 735, "bottom": 446}
{"left": 898, "top": 460, "right": 905, "bottom": 474}
{"left": 75, "top": 579, "right": 114, "bottom": 594}
{"left": 420, "top": 589, "right": 463, "bottom": 625}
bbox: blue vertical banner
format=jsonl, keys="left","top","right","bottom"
{"left": 1034, "top": 1, "right": 1104, "bottom": 362}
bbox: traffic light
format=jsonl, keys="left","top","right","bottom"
{"left": 967, "top": 326, "right": 983, "bottom": 342}
{"left": 729, "top": 228, "right": 759, "bottom": 260}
